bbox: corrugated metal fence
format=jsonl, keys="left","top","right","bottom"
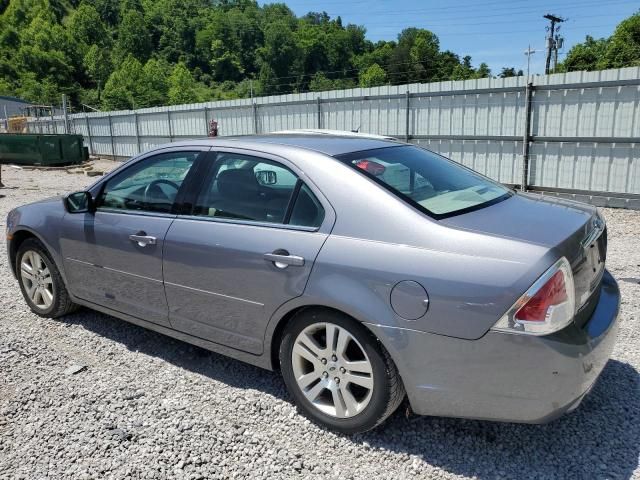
{"left": 28, "top": 67, "right": 640, "bottom": 206}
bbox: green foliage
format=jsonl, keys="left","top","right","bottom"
{"left": 560, "top": 36, "right": 610, "bottom": 72}
{"left": 475, "top": 63, "right": 491, "bottom": 78}
{"left": 560, "top": 12, "right": 640, "bottom": 72}
{"left": 258, "top": 20, "right": 302, "bottom": 94}
{"left": 4, "top": 2, "right": 637, "bottom": 110}
{"left": 309, "top": 72, "right": 334, "bottom": 91}
{"left": 499, "top": 67, "right": 517, "bottom": 78}
{"left": 66, "top": 2, "right": 109, "bottom": 55}
{"left": 114, "top": 9, "right": 151, "bottom": 63}
{"left": 168, "top": 62, "right": 199, "bottom": 104}
{"left": 140, "top": 59, "right": 170, "bottom": 106}
{"left": 84, "top": 45, "right": 112, "bottom": 100}
{"left": 102, "top": 55, "right": 145, "bottom": 109}
{"left": 359, "top": 63, "right": 386, "bottom": 87}
{"left": 602, "top": 12, "right": 640, "bottom": 68}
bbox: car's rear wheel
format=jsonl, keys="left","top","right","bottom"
{"left": 16, "top": 238, "right": 78, "bottom": 318}
{"left": 280, "top": 309, "right": 405, "bottom": 434}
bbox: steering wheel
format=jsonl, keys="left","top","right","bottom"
{"left": 143, "top": 179, "right": 179, "bottom": 205}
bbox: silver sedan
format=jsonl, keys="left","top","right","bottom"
{"left": 6, "top": 134, "right": 619, "bottom": 433}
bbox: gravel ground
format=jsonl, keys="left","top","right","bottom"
{"left": 0, "top": 162, "right": 638, "bottom": 480}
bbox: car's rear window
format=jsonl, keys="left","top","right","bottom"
{"left": 336, "top": 145, "right": 512, "bottom": 218}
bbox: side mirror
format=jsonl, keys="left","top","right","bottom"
{"left": 64, "top": 191, "right": 94, "bottom": 213}
{"left": 255, "top": 170, "right": 277, "bottom": 185}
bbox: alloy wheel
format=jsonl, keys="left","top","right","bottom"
{"left": 20, "top": 250, "right": 54, "bottom": 310}
{"left": 291, "top": 322, "right": 374, "bottom": 418}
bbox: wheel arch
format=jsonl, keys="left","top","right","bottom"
{"left": 9, "top": 229, "right": 42, "bottom": 277}
{"left": 267, "top": 303, "right": 397, "bottom": 373}
{"left": 9, "top": 227, "right": 70, "bottom": 287}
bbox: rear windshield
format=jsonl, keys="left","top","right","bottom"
{"left": 336, "top": 145, "right": 511, "bottom": 218}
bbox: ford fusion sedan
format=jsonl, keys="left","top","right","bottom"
{"left": 7, "top": 134, "right": 619, "bottom": 433}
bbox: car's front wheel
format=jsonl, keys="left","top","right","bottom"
{"left": 280, "top": 309, "right": 405, "bottom": 434}
{"left": 16, "top": 238, "right": 78, "bottom": 318}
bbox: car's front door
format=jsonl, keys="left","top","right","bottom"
{"left": 162, "top": 149, "right": 334, "bottom": 354}
{"left": 59, "top": 148, "right": 208, "bottom": 326}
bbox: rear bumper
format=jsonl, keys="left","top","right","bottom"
{"left": 368, "top": 270, "right": 620, "bottom": 423}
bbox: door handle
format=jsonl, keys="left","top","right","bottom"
{"left": 264, "top": 251, "right": 305, "bottom": 269}
{"left": 129, "top": 232, "right": 157, "bottom": 247}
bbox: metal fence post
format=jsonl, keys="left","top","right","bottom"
{"left": 203, "top": 107, "right": 209, "bottom": 136}
{"left": 62, "top": 94, "right": 70, "bottom": 134}
{"left": 521, "top": 82, "right": 534, "bottom": 192}
{"left": 405, "top": 91, "right": 411, "bottom": 142}
{"left": 134, "top": 112, "right": 141, "bottom": 153}
{"left": 167, "top": 110, "right": 173, "bottom": 141}
{"left": 85, "top": 114, "right": 94, "bottom": 156}
{"left": 253, "top": 102, "right": 259, "bottom": 134}
{"left": 108, "top": 113, "right": 115, "bottom": 159}
{"left": 316, "top": 97, "right": 321, "bottom": 129}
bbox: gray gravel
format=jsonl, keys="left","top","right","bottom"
{"left": 0, "top": 163, "right": 639, "bottom": 480}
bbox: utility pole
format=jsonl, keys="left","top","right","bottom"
{"left": 543, "top": 14, "right": 565, "bottom": 74}
{"left": 524, "top": 45, "right": 537, "bottom": 78}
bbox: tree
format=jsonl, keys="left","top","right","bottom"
{"left": 408, "top": 29, "right": 440, "bottom": 82}
{"left": 140, "top": 59, "right": 169, "bottom": 106}
{"left": 451, "top": 55, "right": 475, "bottom": 80}
{"left": 84, "top": 45, "right": 112, "bottom": 101}
{"left": 210, "top": 39, "right": 244, "bottom": 81}
{"left": 475, "top": 62, "right": 491, "bottom": 78}
{"left": 359, "top": 63, "right": 386, "bottom": 87}
{"left": 560, "top": 36, "right": 609, "bottom": 72}
{"left": 93, "top": 0, "right": 119, "bottom": 27}
{"left": 560, "top": 12, "right": 640, "bottom": 72}
{"left": 168, "top": 62, "right": 199, "bottom": 104}
{"left": 309, "top": 73, "right": 333, "bottom": 91}
{"left": 257, "top": 21, "right": 302, "bottom": 94}
{"left": 101, "top": 55, "right": 144, "bottom": 109}
{"left": 500, "top": 67, "right": 523, "bottom": 77}
{"left": 602, "top": 13, "right": 640, "bottom": 68}
{"left": 66, "top": 3, "right": 109, "bottom": 54}
{"left": 114, "top": 10, "right": 151, "bottom": 62}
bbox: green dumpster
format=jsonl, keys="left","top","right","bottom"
{"left": 0, "top": 134, "right": 87, "bottom": 166}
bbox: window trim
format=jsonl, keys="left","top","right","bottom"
{"left": 93, "top": 149, "right": 209, "bottom": 216}
{"left": 335, "top": 145, "right": 513, "bottom": 220}
{"left": 184, "top": 148, "right": 328, "bottom": 232}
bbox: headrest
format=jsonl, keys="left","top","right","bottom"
{"left": 217, "top": 169, "right": 259, "bottom": 201}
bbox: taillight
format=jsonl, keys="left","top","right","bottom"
{"left": 492, "top": 257, "right": 575, "bottom": 335}
{"left": 355, "top": 160, "right": 386, "bottom": 176}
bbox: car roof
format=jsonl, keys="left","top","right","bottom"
{"left": 212, "top": 134, "right": 402, "bottom": 157}
{"left": 270, "top": 129, "right": 397, "bottom": 141}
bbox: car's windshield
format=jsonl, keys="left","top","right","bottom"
{"left": 336, "top": 145, "right": 511, "bottom": 217}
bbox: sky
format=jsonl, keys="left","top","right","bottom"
{"left": 259, "top": 0, "right": 639, "bottom": 76}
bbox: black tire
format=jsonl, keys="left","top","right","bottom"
{"left": 280, "top": 309, "right": 405, "bottom": 434}
{"left": 16, "top": 238, "right": 78, "bottom": 318}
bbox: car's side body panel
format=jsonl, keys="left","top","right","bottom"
{"left": 162, "top": 218, "right": 329, "bottom": 354}
{"left": 7, "top": 197, "right": 67, "bottom": 282}
{"left": 59, "top": 210, "right": 174, "bottom": 327}
{"left": 366, "top": 270, "right": 620, "bottom": 422}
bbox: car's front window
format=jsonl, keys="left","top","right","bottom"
{"left": 98, "top": 152, "right": 198, "bottom": 213}
{"left": 336, "top": 145, "right": 511, "bottom": 217}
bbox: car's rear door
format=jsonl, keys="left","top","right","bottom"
{"left": 162, "top": 148, "right": 335, "bottom": 354}
{"left": 59, "top": 147, "right": 210, "bottom": 327}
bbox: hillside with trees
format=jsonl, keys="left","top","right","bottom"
{"left": 0, "top": 1, "right": 638, "bottom": 111}
{"left": 0, "top": 0, "right": 508, "bottom": 109}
